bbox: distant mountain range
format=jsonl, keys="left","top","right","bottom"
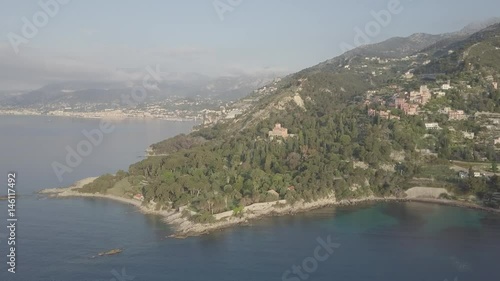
{"left": 2, "top": 18, "right": 499, "bottom": 109}
{"left": 318, "top": 18, "right": 500, "bottom": 65}
{"left": 0, "top": 72, "right": 282, "bottom": 108}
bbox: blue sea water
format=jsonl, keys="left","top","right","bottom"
{"left": 0, "top": 116, "right": 499, "bottom": 281}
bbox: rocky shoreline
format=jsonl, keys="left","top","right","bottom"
{"left": 40, "top": 178, "right": 500, "bottom": 239}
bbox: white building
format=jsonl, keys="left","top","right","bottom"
{"left": 425, "top": 123, "right": 441, "bottom": 130}
{"left": 435, "top": 91, "right": 446, "bottom": 97}
{"left": 462, "top": 132, "right": 475, "bottom": 140}
{"left": 441, "top": 81, "right": 452, "bottom": 90}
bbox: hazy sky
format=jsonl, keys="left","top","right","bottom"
{"left": 1, "top": 0, "right": 500, "bottom": 90}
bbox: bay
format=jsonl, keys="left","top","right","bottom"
{"left": 0, "top": 116, "right": 499, "bottom": 281}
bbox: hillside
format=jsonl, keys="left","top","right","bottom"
{"left": 79, "top": 23, "right": 500, "bottom": 223}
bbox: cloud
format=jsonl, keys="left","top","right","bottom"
{"left": 0, "top": 43, "right": 142, "bottom": 90}
{"left": 0, "top": 43, "right": 287, "bottom": 91}
{"left": 147, "top": 47, "right": 213, "bottom": 58}
{"left": 80, "top": 28, "right": 99, "bottom": 36}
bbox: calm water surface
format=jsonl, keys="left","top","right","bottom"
{"left": 0, "top": 116, "right": 499, "bottom": 281}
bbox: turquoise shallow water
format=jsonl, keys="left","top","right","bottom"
{"left": 0, "top": 116, "right": 499, "bottom": 281}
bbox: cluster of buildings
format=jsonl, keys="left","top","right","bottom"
{"left": 458, "top": 171, "right": 483, "bottom": 179}
{"left": 366, "top": 85, "right": 433, "bottom": 119}
{"left": 367, "top": 109, "right": 401, "bottom": 120}
{"left": 394, "top": 97, "right": 420, "bottom": 116}
{"left": 366, "top": 81, "right": 472, "bottom": 122}
{"left": 393, "top": 85, "right": 432, "bottom": 116}
{"left": 408, "top": 85, "right": 432, "bottom": 105}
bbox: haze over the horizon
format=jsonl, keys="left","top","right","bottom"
{"left": 1, "top": 0, "right": 499, "bottom": 90}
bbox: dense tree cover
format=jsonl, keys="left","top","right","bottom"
{"left": 81, "top": 79, "right": 500, "bottom": 219}
{"left": 80, "top": 25, "right": 500, "bottom": 218}
{"left": 149, "top": 134, "right": 207, "bottom": 155}
{"left": 80, "top": 73, "right": 422, "bottom": 218}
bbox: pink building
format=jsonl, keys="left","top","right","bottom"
{"left": 394, "top": 98, "right": 406, "bottom": 109}
{"left": 449, "top": 110, "right": 467, "bottom": 121}
{"left": 269, "top": 123, "right": 289, "bottom": 139}
{"left": 134, "top": 194, "right": 145, "bottom": 201}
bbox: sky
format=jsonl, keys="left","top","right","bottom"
{"left": 1, "top": 0, "right": 500, "bottom": 90}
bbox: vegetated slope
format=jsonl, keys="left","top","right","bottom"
{"left": 341, "top": 33, "right": 450, "bottom": 59}
{"left": 415, "top": 23, "right": 500, "bottom": 75}
{"left": 80, "top": 24, "right": 500, "bottom": 221}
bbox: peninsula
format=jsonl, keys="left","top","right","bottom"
{"left": 42, "top": 23, "right": 500, "bottom": 237}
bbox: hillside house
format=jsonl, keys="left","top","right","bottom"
{"left": 441, "top": 81, "right": 452, "bottom": 90}
{"left": 133, "top": 193, "right": 145, "bottom": 201}
{"left": 394, "top": 97, "right": 406, "bottom": 108}
{"left": 493, "top": 82, "right": 498, "bottom": 90}
{"left": 494, "top": 137, "right": 500, "bottom": 145}
{"left": 403, "top": 71, "right": 414, "bottom": 79}
{"left": 439, "top": 107, "right": 451, "bottom": 114}
{"left": 379, "top": 110, "right": 391, "bottom": 119}
{"left": 409, "top": 85, "right": 431, "bottom": 105}
{"left": 425, "top": 123, "right": 441, "bottom": 130}
{"left": 449, "top": 110, "right": 467, "bottom": 121}
{"left": 462, "top": 132, "right": 475, "bottom": 140}
{"left": 269, "top": 123, "right": 289, "bottom": 139}
{"left": 435, "top": 91, "right": 446, "bottom": 97}
{"left": 399, "top": 103, "right": 419, "bottom": 115}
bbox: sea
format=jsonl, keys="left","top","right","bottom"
{"left": 0, "top": 115, "right": 499, "bottom": 281}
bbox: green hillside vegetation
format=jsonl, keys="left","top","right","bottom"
{"left": 80, "top": 23, "right": 500, "bottom": 220}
